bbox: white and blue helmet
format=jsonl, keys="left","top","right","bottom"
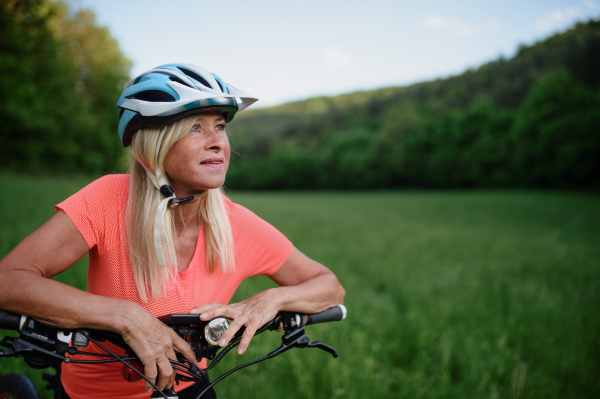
{"left": 116, "top": 63, "right": 258, "bottom": 147}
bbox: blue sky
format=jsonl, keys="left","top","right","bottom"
{"left": 70, "top": 0, "right": 600, "bottom": 107}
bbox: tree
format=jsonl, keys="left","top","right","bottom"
{"left": 404, "top": 99, "right": 514, "bottom": 187}
{"left": 0, "top": 0, "right": 131, "bottom": 174}
{"left": 511, "top": 69, "right": 600, "bottom": 188}
{"left": 48, "top": 2, "right": 132, "bottom": 172}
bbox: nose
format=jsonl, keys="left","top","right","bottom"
{"left": 204, "top": 128, "right": 227, "bottom": 152}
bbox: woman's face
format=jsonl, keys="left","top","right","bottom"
{"left": 164, "top": 113, "right": 230, "bottom": 197}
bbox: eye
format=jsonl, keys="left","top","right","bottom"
{"left": 190, "top": 124, "right": 199, "bottom": 131}
{"left": 216, "top": 123, "right": 226, "bottom": 131}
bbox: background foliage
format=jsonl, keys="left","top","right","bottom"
{"left": 226, "top": 20, "right": 600, "bottom": 190}
{"left": 1, "top": 1, "right": 597, "bottom": 189}
{"left": 0, "top": 0, "right": 131, "bottom": 174}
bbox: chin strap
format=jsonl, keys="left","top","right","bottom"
{"left": 146, "top": 168, "right": 200, "bottom": 266}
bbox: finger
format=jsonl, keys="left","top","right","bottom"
{"left": 238, "top": 322, "right": 258, "bottom": 355}
{"left": 170, "top": 329, "right": 197, "bottom": 363}
{"left": 199, "top": 305, "right": 241, "bottom": 321}
{"left": 156, "top": 355, "right": 173, "bottom": 390}
{"left": 166, "top": 348, "right": 178, "bottom": 389}
{"left": 190, "top": 302, "right": 222, "bottom": 314}
{"left": 219, "top": 314, "right": 249, "bottom": 346}
{"left": 143, "top": 362, "right": 158, "bottom": 393}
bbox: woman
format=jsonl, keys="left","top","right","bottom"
{"left": 0, "top": 64, "right": 345, "bottom": 398}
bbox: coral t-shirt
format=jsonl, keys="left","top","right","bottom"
{"left": 55, "top": 174, "right": 293, "bottom": 399}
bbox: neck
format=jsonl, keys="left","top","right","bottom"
{"left": 172, "top": 196, "right": 202, "bottom": 232}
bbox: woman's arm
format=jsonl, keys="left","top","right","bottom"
{"left": 191, "top": 247, "right": 345, "bottom": 354}
{"left": 0, "top": 210, "right": 196, "bottom": 391}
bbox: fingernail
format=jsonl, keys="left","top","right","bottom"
{"left": 219, "top": 338, "right": 226, "bottom": 346}
{"left": 238, "top": 347, "right": 245, "bottom": 355}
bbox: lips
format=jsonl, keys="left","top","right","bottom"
{"left": 200, "top": 157, "right": 224, "bottom": 165}
{"left": 199, "top": 157, "right": 225, "bottom": 169}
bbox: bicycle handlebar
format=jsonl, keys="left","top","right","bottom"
{"left": 0, "top": 309, "right": 24, "bottom": 331}
{"left": 0, "top": 305, "right": 347, "bottom": 332}
{"left": 307, "top": 304, "right": 347, "bottom": 324}
{"left": 282, "top": 304, "right": 347, "bottom": 328}
{"left": 0, "top": 305, "right": 347, "bottom": 399}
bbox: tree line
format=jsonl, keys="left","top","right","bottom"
{"left": 226, "top": 20, "right": 600, "bottom": 190}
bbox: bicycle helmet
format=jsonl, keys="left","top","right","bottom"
{"left": 116, "top": 63, "right": 258, "bottom": 147}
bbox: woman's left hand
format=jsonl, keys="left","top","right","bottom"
{"left": 190, "top": 247, "right": 345, "bottom": 355}
{"left": 190, "top": 289, "right": 280, "bottom": 354}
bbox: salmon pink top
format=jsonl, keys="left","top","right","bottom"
{"left": 55, "top": 174, "right": 293, "bottom": 399}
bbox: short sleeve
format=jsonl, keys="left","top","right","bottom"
{"left": 226, "top": 198, "right": 294, "bottom": 277}
{"left": 55, "top": 175, "right": 129, "bottom": 251}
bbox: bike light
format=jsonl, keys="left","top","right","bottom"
{"left": 72, "top": 331, "right": 89, "bottom": 348}
{"left": 205, "top": 317, "right": 229, "bottom": 346}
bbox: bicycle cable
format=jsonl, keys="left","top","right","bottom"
{"left": 76, "top": 330, "right": 170, "bottom": 399}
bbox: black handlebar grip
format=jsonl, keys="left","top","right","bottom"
{"left": 304, "top": 305, "right": 347, "bottom": 327}
{"left": 0, "top": 309, "right": 23, "bottom": 331}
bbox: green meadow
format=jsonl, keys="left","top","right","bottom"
{"left": 1, "top": 172, "right": 599, "bottom": 398}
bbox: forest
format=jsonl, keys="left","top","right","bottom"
{"left": 225, "top": 20, "right": 600, "bottom": 190}
{"left": 1, "top": 0, "right": 599, "bottom": 189}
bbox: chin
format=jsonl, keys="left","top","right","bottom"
{"left": 198, "top": 179, "right": 226, "bottom": 192}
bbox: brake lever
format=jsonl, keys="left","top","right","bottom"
{"left": 306, "top": 340, "right": 339, "bottom": 358}
{"left": 266, "top": 327, "right": 339, "bottom": 359}
{"left": 2, "top": 338, "right": 68, "bottom": 362}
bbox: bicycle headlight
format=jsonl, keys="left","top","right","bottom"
{"left": 205, "top": 317, "right": 229, "bottom": 346}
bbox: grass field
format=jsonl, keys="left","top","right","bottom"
{"left": 1, "top": 172, "right": 599, "bottom": 398}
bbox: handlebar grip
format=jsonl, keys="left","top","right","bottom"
{"left": 0, "top": 309, "right": 24, "bottom": 331}
{"left": 304, "top": 305, "right": 347, "bottom": 327}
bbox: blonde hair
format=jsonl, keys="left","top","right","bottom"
{"left": 126, "top": 113, "right": 234, "bottom": 301}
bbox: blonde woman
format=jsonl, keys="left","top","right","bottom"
{"left": 0, "top": 64, "right": 345, "bottom": 399}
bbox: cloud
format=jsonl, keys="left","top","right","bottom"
{"left": 425, "top": 15, "right": 478, "bottom": 36}
{"left": 321, "top": 46, "right": 353, "bottom": 69}
{"left": 534, "top": 7, "right": 581, "bottom": 31}
{"left": 425, "top": 15, "right": 445, "bottom": 28}
{"left": 583, "top": 0, "right": 596, "bottom": 9}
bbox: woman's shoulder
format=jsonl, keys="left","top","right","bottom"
{"left": 220, "top": 193, "right": 254, "bottom": 220}
{"left": 61, "top": 174, "right": 129, "bottom": 210}
{"left": 219, "top": 193, "right": 278, "bottom": 231}
{"left": 219, "top": 192, "right": 293, "bottom": 274}
{"left": 79, "top": 174, "right": 129, "bottom": 198}
{"left": 88, "top": 174, "right": 130, "bottom": 190}
{"left": 56, "top": 175, "right": 129, "bottom": 246}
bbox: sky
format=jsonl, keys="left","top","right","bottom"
{"left": 69, "top": 0, "right": 600, "bottom": 107}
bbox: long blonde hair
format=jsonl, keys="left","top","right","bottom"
{"left": 126, "top": 113, "right": 234, "bottom": 301}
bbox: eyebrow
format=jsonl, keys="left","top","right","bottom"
{"left": 193, "top": 116, "right": 226, "bottom": 123}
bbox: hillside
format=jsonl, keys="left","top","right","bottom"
{"left": 226, "top": 20, "right": 600, "bottom": 189}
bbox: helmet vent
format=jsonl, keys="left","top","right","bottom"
{"left": 168, "top": 76, "right": 194, "bottom": 87}
{"left": 126, "top": 90, "right": 176, "bottom": 102}
{"left": 118, "top": 107, "right": 125, "bottom": 118}
{"left": 178, "top": 67, "right": 213, "bottom": 89}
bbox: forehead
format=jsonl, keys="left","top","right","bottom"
{"left": 193, "top": 111, "right": 226, "bottom": 123}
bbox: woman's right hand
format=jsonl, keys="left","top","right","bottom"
{"left": 119, "top": 304, "right": 197, "bottom": 392}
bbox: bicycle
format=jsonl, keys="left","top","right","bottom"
{"left": 0, "top": 305, "right": 347, "bottom": 399}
